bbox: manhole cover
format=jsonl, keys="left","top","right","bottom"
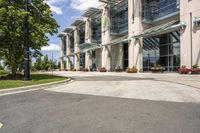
{"left": 0, "top": 122, "right": 3, "bottom": 128}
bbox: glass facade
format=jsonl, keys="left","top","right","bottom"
{"left": 70, "top": 31, "right": 74, "bottom": 54}
{"left": 92, "top": 51, "right": 97, "bottom": 71}
{"left": 80, "top": 53, "right": 85, "bottom": 68}
{"left": 63, "top": 36, "right": 66, "bottom": 56}
{"left": 111, "top": 0, "right": 128, "bottom": 35}
{"left": 79, "top": 24, "right": 85, "bottom": 44}
{"left": 92, "top": 16, "right": 101, "bottom": 43}
{"left": 142, "top": 0, "right": 180, "bottom": 22}
{"left": 123, "top": 43, "right": 129, "bottom": 70}
{"left": 143, "top": 31, "right": 180, "bottom": 71}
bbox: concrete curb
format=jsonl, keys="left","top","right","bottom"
{"left": 0, "top": 78, "right": 71, "bottom": 94}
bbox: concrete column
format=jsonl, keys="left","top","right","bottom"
{"left": 180, "top": 0, "right": 200, "bottom": 67}
{"left": 85, "top": 51, "right": 92, "bottom": 70}
{"left": 66, "top": 33, "right": 71, "bottom": 70}
{"left": 60, "top": 39, "right": 64, "bottom": 70}
{"left": 74, "top": 28, "right": 80, "bottom": 70}
{"left": 101, "top": 5, "right": 111, "bottom": 71}
{"left": 118, "top": 44, "right": 124, "bottom": 69}
{"left": 85, "top": 19, "right": 93, "bottom": 70}
{"left": 128, "top": 0, "right": 144, "bottom": 72}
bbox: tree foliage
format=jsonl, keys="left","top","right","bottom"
{"left": 0, "top": 0, "right": 59, "bottom": 75}
{"left": 34, "top": 55, "right": 58, "bottom": 71}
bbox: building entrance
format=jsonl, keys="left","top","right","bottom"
{"left": 143, "top": 31, "right": 180, "bottom": 71}
{"left": 123, "top": 43, "right": 129, "bottom": 70}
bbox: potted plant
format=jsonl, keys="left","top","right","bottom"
{"left": 126, "top": 67, "right": 138, "bottom": 73}
{"left": 178, "top": 65, "right": 190, "bottom": 74}
{"left": 115, "top": 66, "right": 123, "bottom": 72}
{"left": 99, "top": 67, "right": 107, "bottom": 72}
{"left": 83, "top": 68, "right": 89, "bottom": 72}
{"left": 71, "top": 68, "right": 76, "bottom": 72}
{"left": 151, "top": 64, "right": 165, "bottom": 73}
{"left": 190, "top": 64, "right": 200, "bottom": 74}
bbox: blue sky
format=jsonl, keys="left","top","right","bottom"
{"left": 40, "top": 0, "right": 101, "bottom": 61}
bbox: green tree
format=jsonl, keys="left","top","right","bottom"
{"left": 0, "top": 62, "right": 4, "bottom": 70}
{"left": 41, "top": 55, "right": 49, "bottom": 71}
{"left": 34, "top": 56, "right": 42, "bottom": 71}
{"left": 49, "top": 59, "right": 57, "bottom": 70}
{"left": 0, "top": 0, "right": 59, "bottom": 75}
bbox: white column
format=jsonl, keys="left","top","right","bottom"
{"left": 101, "top": 5, "right": 111, "bottom": 71}
{"left": 74, "top": 28, "right": 80, "bottom": 70}
{"left": 60, "top": 38, "right": 64, "bottom": 70}
{"left": 66, "top": 33, "right": 71, "bottom": 70}
{"left": 85, "top": 19, "right": 93, "bottom": 70}
{"left": 128, "top": 0, "right": 144, "bottom": 72}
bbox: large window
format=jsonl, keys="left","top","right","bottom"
{"left": 143, "top": 31, "right": 180, "bottom": 71}
{"left": 70, "top": 31, "right": 74, "bottom": 53}
{"left": 123, "top": 43, "right": 129, "bottom": 70}
{"left": 80, "top": 53, "right": 85, "bottom": 69}
{"left": 79, "top": 24, "right": 85, "bottom": 44}
{"left": 92, "top": 16, "right": 101, "bottom": 43}
{"left": 142, "top": 0, "right": 180, "bottom": 22}
{"left": 110, "top": 0, "right": 128, "bottom": 35}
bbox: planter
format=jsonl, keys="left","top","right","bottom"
{"left": 190, "top": 68, "right": 200, "bottom": 74}
{"left": 178, "top": 68, "right": 190, "bottom": 74}
{"left": 99, "top": 67, "right": 107, "bottom": 72}
{"left": 151, "top": 67, "right": 165, "bottom": 73}
{"left": 151, "top": 69, "right": 164, "bottom": 73}
{"left": 115, "top": 67, "right": 123, "bottom": 72}
{"left": 126, "top": 67, "right": 138, "bottom": 73}
{"left": 83, "top": 68, "right": 89, "bottom": 72}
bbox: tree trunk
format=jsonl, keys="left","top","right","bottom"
{"left": 11, "top": 65, "right": 17, "bottom": 76}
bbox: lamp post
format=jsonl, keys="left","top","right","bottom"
{"left": 24, "top": 0, "right": 31, "bottom": 81}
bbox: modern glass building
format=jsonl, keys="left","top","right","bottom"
{"left": 59, "top": 0, "right": 200, "bottom": 72}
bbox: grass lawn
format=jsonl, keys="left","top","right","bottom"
{"left": 0, "top": 74, "right": 67, "bottom": 90}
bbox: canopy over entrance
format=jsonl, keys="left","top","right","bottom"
{"left": 132, "top": 20, "right": 186, "bottom": 39}
{"left": 79, "top": 43, "right": 101, "bottom": 53}
{"left": 102, "top": 35, "right": 128, "bottom": 46}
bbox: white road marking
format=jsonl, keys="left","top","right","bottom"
{"left": 0, "top": 88, "right": 41, "bottom": 97}
{"left": 0, "top": 122, "right": 3, "bottom": 128}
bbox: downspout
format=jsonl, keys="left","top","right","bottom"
{"left": 190, "top": 13, "right": 193, "bottom": 67}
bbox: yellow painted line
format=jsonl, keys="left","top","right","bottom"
{"left": 0, "top": 122, "right": 3, "bottom": 128}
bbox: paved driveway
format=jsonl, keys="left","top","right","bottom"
{"left": 0, "top": 72, "right": 200, "bottom": 133}
{"left": 46, "top": 72, "right": 200, "bottom": 103}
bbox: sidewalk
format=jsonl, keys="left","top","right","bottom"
{"left": 50, "top": 71, "right": 200, "bottom": 89}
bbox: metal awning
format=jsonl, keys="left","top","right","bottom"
{"left": 63, "top": 27, "right": 74, "bottom": 33}
{"left": 79, "top": 43, "right": 101, "bottom": 53}
{"left": 82, "top": 7, "right": 101, "bottom": 18}
{"left": 99, "top": 0, "right": 122, "bottom": 4}
{"left": 132, "top": 20, "right": 186, "bottom": 39}
{"left": 102, "top": 35, "right": 128, "bottom": 46}
{"left": 70, "top": 19, "right": 85, "bottom": 27}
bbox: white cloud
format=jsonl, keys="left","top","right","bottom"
{"left": 70, "top": 0, "right": 101, "bottom": 11}
{"left": 44, "top": 0, "right": 68, "bottom": 15}
{"left": 41, "top": 44, "right": 60, "bottom": 51}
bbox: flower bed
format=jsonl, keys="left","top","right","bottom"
{"left": 178, "top": 68, "right": 190, "bottom": 74}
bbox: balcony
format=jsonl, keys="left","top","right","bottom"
{"left": 142, "top": 0, "right": 180, "bottom": 23}
{"left": 110, "top": 0, "right": 128, "bottom": 35}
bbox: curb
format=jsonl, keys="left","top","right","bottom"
{"left": 0, "top": 78, "right": 71, "bottom": 94}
